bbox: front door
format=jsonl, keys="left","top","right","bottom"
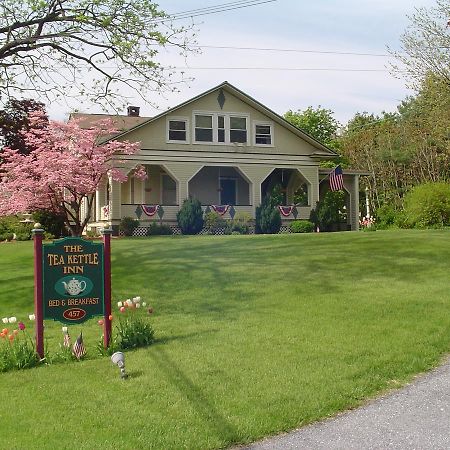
{"left": 220, "top": 178, "right": 236, "bottom": 205}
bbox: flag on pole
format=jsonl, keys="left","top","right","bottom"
{"left": 72, "top": 332, "right": 86, "bottom": 360}
{"left": 329, "top": 165, "right": 344, "bottom": 191}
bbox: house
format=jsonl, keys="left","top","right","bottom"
{"left": 76, "top": 82, "right": 366, "bottom": 234}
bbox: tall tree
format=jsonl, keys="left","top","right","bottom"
{"left": 284, "top": 106, "right": 341, "bottom": 150}
{"left": 0, "top": 111, "right": 146, "bottom": 236}
{"left": 0, "top": 0, "right": 193, "bottom": 107}
{"left": 0, "top": 98, "right": 47, "bottom": 156}
{"left": 389, "top": 0, "right": 450, "bottom": 87}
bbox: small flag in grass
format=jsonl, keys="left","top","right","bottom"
{"left": 63, "top": 332, "right": 71, "bottom": 348}
{"left": 72, "top": 332, "right": 86, "bottom": 360}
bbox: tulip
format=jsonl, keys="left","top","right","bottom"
{"left": 0, "top": 333, "right": 5, "bottom": 339}
{"left": 126, "top": 299, "right": 133, "bottom": 307}
{"left": 18, "top": 322, "right": 25, "bottom": 331}
{"left": 8, "top": 334, "right": 14, "bottom": 342}
{"left": 135, "top": 303, "right": 141, "bottom": 309}
{"left": 142, "top": 302, "right": 147, "bottom": 307}
{"left": 13, "top": 329, "right": 19, "bottom": 336}
{"left": 98, "top": 319, "right": 104, "bottom": 326}
{"left": 62, "top": 326, "right": 68, "bottom": 333}
{"left": 117, "top": 301, "right": 123, "bottom": 308}
{"left": 135, "top": 296, "right": 141, "bottom": 302}
{"left": 119, "top": 306, "right": 125, "bottom": 313}
{"left": 2, "top": 317, "right": 8, "bottom": 324}
{"left": 2, "top": 328, "right": 8, "bottom": 334}
{"left": 28, "top": 314, "right": 36, "bottom": 321}
{"left": 8, "top": 317, "right": 17, "bottom": 323}
{"left": 108, "top": 315, "right": 113, "bottom": 321}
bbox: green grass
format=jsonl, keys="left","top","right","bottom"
{"left": 1, "top": 230, "right": 450, "bottom": 449}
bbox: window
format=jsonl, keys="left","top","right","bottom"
{"left": 168, "top": 119, "right": 188, "bottom": 142}
{"left": 218, "top": 115, "right": 225, "bottom": 143}
{"left": 220, "top": 177, "right": 237, "bottom": 205}
{"left": 255, "top": 124, "right": 272, "bottom": 145}
{"left": 254, "top": 123, "right": 273, "bottom": 145}
{"left": 193, "top": 111, "right": 249, "bottom": 145}
{"left": 195, "top": 115, "right": 213, "bottom": 142}
{"left": 230, "top": 116, "right": 247, "bottom": 143}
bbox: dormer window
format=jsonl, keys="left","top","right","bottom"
{"left": 195, "top": 115, "right": 213, "bottom": 142}
{"left": 230, "top": 116, "right": 247, "bottom": 143}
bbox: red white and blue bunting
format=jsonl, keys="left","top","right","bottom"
{"left": 141, "top": 204, "right": 160, "bottom": 217}
{"left": 102, "top": 205, "right": 110, "bottom": 218}
{"left": 278, "top": 205, "right": 295, "bottom": 217}
{"left": 211, "top": 205, "right": 230, "bottom": 216}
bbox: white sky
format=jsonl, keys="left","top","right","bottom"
{"left": 47, "top": 0, "right": 437, "bottom": 125}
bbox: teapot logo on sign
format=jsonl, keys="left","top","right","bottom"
{"left": 42, "top": 238, "right": 104, "bottom": 324}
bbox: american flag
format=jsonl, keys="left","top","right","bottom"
{"left": 329, "top": 165, "right": 344, "bottom": 191}
{"left": 72, "top": 333, "right": 86, "bottom": 360}
{"left": 63, "top": 332, "right": 71, "bottom": 348}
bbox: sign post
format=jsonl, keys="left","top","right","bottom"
{"left": 102, "top": 228, "right": 112, "bottom": 348}
{"left": 33, "top": 226, "right": 112, "bottom": 355}
{"left": 32, "top": 227, "right": 44, "bottom": 359}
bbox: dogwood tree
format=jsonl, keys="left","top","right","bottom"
{"left": 0, "top": 111, "right": 145, "bottom": 236}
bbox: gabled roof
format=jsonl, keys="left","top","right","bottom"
{"left": 78, "top": 81, "right": 338, "bottom": 158}
{"left": 70, "top": 113, "right": 150, "bottom": 131}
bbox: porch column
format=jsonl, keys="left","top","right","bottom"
{"left": 345, "top": 175, "right": 360, "bottom": 231}
{"left": 109, "top": 178, "right": 122, "bottom": 226}
{"left": 237, "top": 165, "right": 273, "bottom": 216}
{"left": 163, "top": 163, "right": 205, "bottom": 204}
{"left": 96, "top": 179, "right": 107, "bottom": 222}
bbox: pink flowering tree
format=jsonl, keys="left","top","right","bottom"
{"left": 0, "top": 111, "right": 145, "bottom": 236}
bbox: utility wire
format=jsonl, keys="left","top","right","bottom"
{"left": 171, "top": 66, "right": 388, "bottom": 72}
{"left": 194, "top": 44, "right": 393, "bottom": 58}
{"left": 152, "top": 0, "right": 277, "bottom": 22}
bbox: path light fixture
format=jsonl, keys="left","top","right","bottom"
{"left": 111, "top": 351, "right": 128, "bottom": 379}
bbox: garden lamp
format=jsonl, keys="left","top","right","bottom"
{"left": 111, "top": 351, "right": 128, "bottom": 379}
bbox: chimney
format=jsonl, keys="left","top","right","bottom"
{"left": 127, "top": 106, "right": 140, "bottom": 117}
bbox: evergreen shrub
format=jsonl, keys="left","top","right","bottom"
{"left": 255, "top": 196, "right": 281, "bottom": 234}
{"left": 147, "top": 221, "right": 173, "bottom": 235}
{"left": 177, "top": 198, "right": 204, "bottom": 235}
{"left": 119, "top": 217, "right": 140, "bottom": 236}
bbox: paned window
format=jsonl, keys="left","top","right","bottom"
{"left": 230, "top": 116, "right": 247, "bottom": 143}
{"left": 168, "top": 119, "right": 187, "bottom": 141}
{"left": 218, "top": 115, "right": 225, "bottom": 143}
{"left": 195, "top": 115, "right": 213, "bottom": 142}
{"left": 255, "top": 124, "right": 272, "bottom": 145}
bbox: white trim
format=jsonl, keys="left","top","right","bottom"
{"left": 253, "top": 121, "right": 274, "bottom": 147}
{"left": 192, "top": 110, "right": 250, "bottom": 146}
{"left": 166, "top": 116, "right": 189, "bottom": 144}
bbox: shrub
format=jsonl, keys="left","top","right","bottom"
{"left": 228, "top": 212, "right": 252, "bottom": 234}
{"left": 313, "top": 191, "right": 346, "bottom": 231}
{"left": 290, "top": 220, "right": 314, "bottom": 233}
{"left": 177, "top": 197, "right": 204, "bottom": 235}
{"left": 255, "top": 195, "right": 281, "bottom": 234}
{"left": 375, "top": 205, "right": 399, "bottom": 229}
{"left": 403, "top": 182, "right": 450, "bottom": 228}
{"left": 147, "top": 221, "right": 173, "bottom": 236}
{"left": 119, "top": 216, "right": 140, "bottom": 236}
{"left": 13, "top": 223, "right": 33, "bottom": 241}
{"left": 0, "top": 215, "right": 18, "bottom": 240}
{"left": 32, "top": 210, "right": 68, "bottom": 237}
{"left": 204, "top": 212, "right": 227, "bottom": 233}
{"left": 0, "top": 232, "right": 14, "bottom": 242}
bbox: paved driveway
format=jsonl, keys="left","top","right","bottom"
{"left": 233, "top": 357, "right": 450, "bottom": 450}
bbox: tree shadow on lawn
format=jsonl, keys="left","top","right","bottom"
{"left": 150, "top": 345, "right": 240, "bottom": 445}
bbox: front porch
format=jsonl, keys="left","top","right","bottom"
{"left": 87, "top": 163, "right": 362, "bottom": 233}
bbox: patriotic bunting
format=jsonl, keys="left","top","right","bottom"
{"left": 278, "top": 205, "right": 295, "bottom": 217}
{"left": 141, "top": 204, "right": 160, "bottom": 217}
{"left": 211, "top": 205, "right": 230, "bottom": 216}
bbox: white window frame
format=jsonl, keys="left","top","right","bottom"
{"left": 166, "top": 117, "right": 189, "bottom": 144}
{"left": 192, "top": 111, "right": 250, "bottom": 146}
{"left": 253, "top": 121, "right": 274, "bottom": 147}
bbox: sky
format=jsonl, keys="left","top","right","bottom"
{"left": 47, "top": 0, "right": 438, "bottom": 125}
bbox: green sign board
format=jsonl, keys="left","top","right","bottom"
{"left": 42, "top": 237, "right": 104, "bottom": 324}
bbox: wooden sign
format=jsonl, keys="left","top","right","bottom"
{"left": 33, "top": 229, "right": 112, "bottom": 358}
{"left": 42, "top": 238, "right": 104, "bottom": 324}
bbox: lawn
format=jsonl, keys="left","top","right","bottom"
{"left": 1, "top": 230, "right": 450, "bottom": 449}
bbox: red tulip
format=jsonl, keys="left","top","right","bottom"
{"left": 108, "top": 315, "right": 113, "bottom": 321}
{"left": 18, "top": 322, "right": 25, "bottom": 331}
{"left": 120, "top": 306, "right": 125, "bottom": 313}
